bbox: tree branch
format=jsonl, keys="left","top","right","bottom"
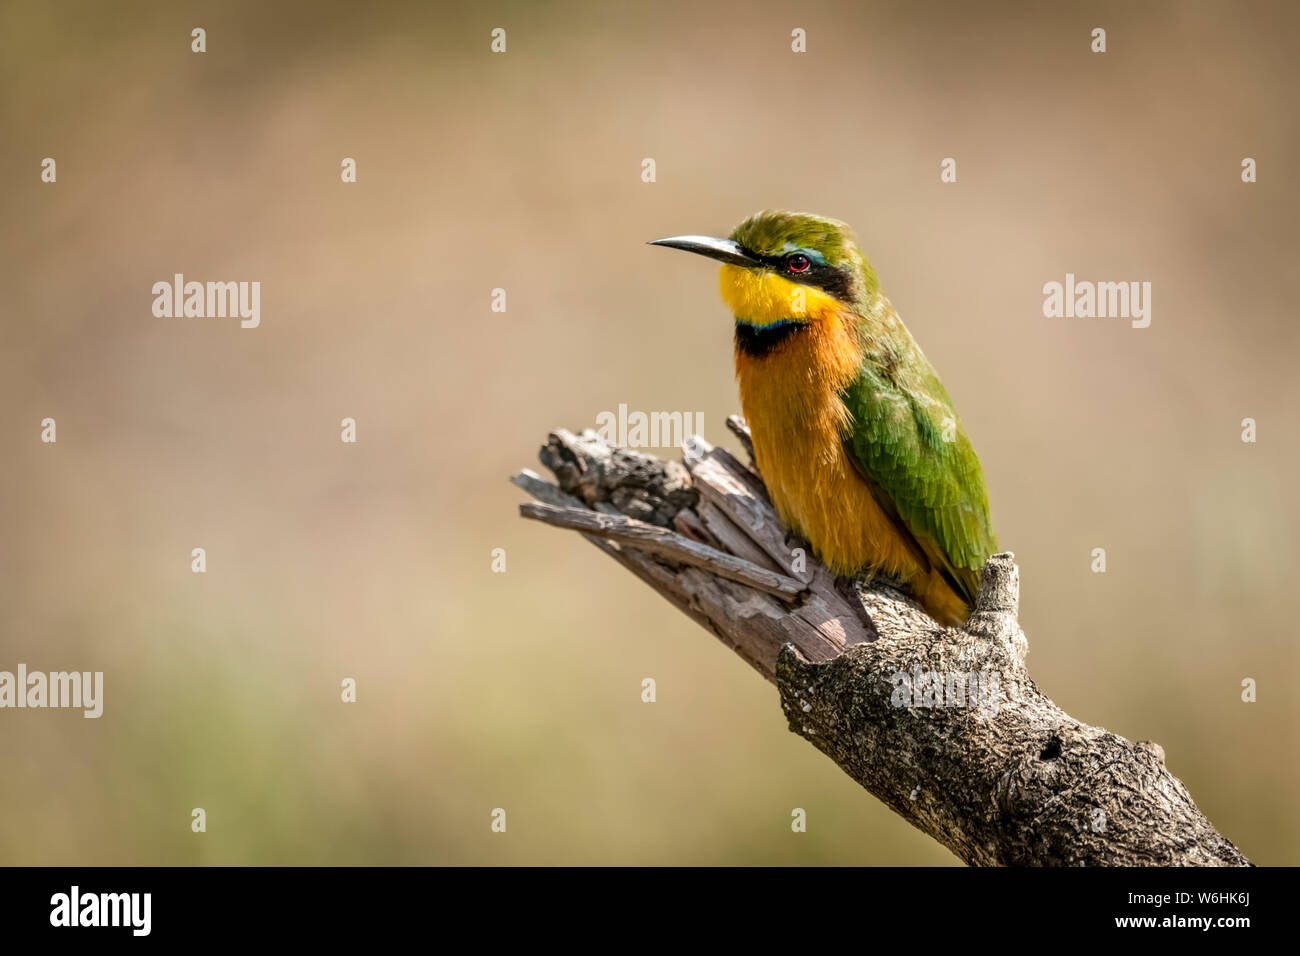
{"left": 512, "top": 422, "right": 1250, "bottom": 866}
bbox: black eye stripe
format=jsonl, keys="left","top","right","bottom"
{"left": 737, "top": 246, "right": 856, "bottom": 302}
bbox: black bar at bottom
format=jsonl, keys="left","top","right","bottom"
{"left": 0, "top": 865, "right": 1278, "bottom": 942}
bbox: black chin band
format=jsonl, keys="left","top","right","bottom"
{"left": 735, "top": 320, "right": 807, "bottom": 358}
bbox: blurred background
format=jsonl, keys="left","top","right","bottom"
{"left": 1, "top": 0, "right": 1296, "bottom": 865}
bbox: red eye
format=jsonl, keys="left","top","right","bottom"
{"left": 787, "top": 253, "right": 811, "bottom": 273}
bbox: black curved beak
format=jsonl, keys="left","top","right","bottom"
{"left": 647, "top": 235, "right": 759, "bottom": 268}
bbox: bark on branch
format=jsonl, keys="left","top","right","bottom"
{"left": 512, "top": 419, "right": 1250, "bottom": 867}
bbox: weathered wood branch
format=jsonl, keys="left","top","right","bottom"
{"left": 512, "top": 420, "right": 1250, "bottom": 866}
{"left": 519, "top": 502, "right": 807, "bottom": 599}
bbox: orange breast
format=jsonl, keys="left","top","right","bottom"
{"left": 735, "top": 310, "right": 928, "bottom": 584}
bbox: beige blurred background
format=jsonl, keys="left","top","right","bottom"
{"left": 1, "top": 0, "right": 1296, "bottom": 865}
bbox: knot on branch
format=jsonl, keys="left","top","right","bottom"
{"left": 966, "top": 552, "right": 1028, "bottom": 663}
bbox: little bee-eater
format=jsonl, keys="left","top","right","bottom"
{"left": 651, "top": 210, "right": 997, "bottom": 626}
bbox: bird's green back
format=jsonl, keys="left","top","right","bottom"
{"left": 838, "top": 338, "right": 997, "bottom": 606}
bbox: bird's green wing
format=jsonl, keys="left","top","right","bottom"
{"left": 839, "top": 360, "right": 997, "bottom": 607}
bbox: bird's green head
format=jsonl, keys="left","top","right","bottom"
{"left": 650, "top": 210, "right": 877, "bottom": 329}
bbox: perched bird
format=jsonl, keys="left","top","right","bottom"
{"left": 650, "top": 211, "right": 997, "bottom": 626}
